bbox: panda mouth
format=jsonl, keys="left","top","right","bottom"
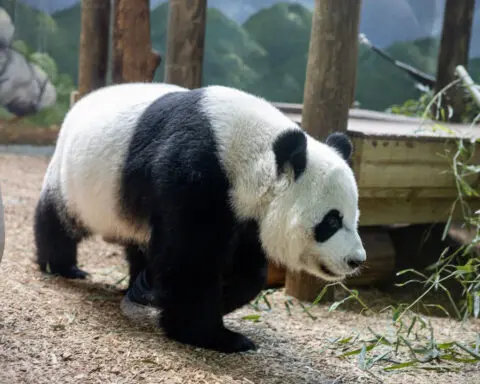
{"left": 318, "top": 262, "right": 343, "bottom": 279}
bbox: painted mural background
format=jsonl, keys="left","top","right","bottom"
{"left": 0, "top": 0, "right": 479, "bottom": 127}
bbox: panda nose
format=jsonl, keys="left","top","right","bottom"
{"left": 347, "top": 259, "right": 364, "bottom": 269}
{"left": 347, "top": 249, "right": 366, "bottom": 270}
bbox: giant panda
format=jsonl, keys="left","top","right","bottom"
{"left": 33, "top": 82, "right": 366, "bottom": 353}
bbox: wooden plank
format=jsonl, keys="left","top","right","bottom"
{"left": 278, "top": 105, "right": 480, "bottom": 142}
{"left": 359, "top": 187, "right": 462, "bottom": 199}
{"left": 78, "top": 0, "right": 111, "bottom": 97}
{"left": 164, "top": 0, "right": 207, "bottom": 88}
{"left": 352, "top": 137, "right": 480, "bottom": 190}
{"left": 358, "top": 197, "right": 480, "bottom": 226}
{"left": 275, "top": 102, "right": 428, "bottom": 124}
{"left": 347, "top": 119, "right": 480, "bottom": 142}
{"left": 359, "top": 164, "right": 465, "bottom": 189}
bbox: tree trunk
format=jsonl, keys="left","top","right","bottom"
{"left": 301, "top": 0, "right": 362, "bottom": 139}
{"left": 285, "top": 0, "right": 362, "bottom": 302}
{"left": 434, "top": 0, "right": 475, "bottom": 122}
{"left": 112, "top": 0, "right": 161, "bottom": 84}
{"left": 164, "top": 0, "right": 207, "bottom": 88}
{"left": 78, "top": 0, "right": 111, "bottom": 98}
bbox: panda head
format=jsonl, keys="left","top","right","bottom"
{"left": 259, "top": 129, "right": 366, "bottom": 282}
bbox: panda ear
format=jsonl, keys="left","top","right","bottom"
{"left": 326, "top": 132, "right": 353, "bottom": 162}
{"left": 273, "top": 129, "right": 307, "bottom": 181}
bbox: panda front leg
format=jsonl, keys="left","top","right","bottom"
{"left": 33, "top": 193, "right": 89, "bottom": 279}
{"left": 221, "top": 221, "right": 269, "bottom": 315}
{"left": 125, "top": 222, "right": 268, "bottom": 317}
{"left": 149, "top": 219, "right": 256, "bottom": 353}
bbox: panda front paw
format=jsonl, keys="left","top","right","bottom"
{"left": 215, "top": 328, "right": 257, "bottom": 353}
{"left": 43, "top": 263, "right": 89, "bottom": 279}
{"left": 166, "top": 325, "right": 257, "bottom": 353}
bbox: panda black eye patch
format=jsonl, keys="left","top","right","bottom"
{"left": 314, "top": 209, "right": 343, "bottom": 243}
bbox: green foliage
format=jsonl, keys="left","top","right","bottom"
{"left": 11, "top": 39, "right": 31, "bottom": 57}
{"left": 389, "top": 93, "right": 431, "bottom": 117}
{"left": 390, "top": 89, "right": 480, "bottom": 124}
{"left": 29, "top": 51, "right": 58, "bottom": 82}
{"left": 384, "top": 53, "right": 480, "bottom": 120}
{"left": 322, "top": 311, "right": 480, "bottom": 373}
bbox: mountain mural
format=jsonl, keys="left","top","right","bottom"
{"left": 0, "top": 0, "right": 479, "bottom": 126}
{"left": 16, "top": 0, "right": 480, "bottom": 55}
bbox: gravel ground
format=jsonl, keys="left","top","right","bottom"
{"left": 0, "top": 152, "right": 479, "bottom": 384}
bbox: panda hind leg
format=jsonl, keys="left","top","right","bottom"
{"left": 124, "top": 243, "right": 149, "bottom": 292}
{"left": 34, "top": 193, "right": 89, "bottom": 279}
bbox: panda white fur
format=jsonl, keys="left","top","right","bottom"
{"left": 33, "top": 82, "right": 366, "bottom": 353}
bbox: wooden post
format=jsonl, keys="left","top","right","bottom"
{"left": 112, "top": 0, "right": 161, "bottom": 84}
{"left": 164, "top": 0, "right": 207, "bottom": 88}
{"left": 78, "top": 0, "right": 111, "bottom": 98}
{"left": 285, "top": 0, "right": 362, "bottom": 302}
{"left": 434, "top": 0, "right": 475, "bottom": 122}
{"left": 300, "top": 0, "right": 362, "bottom": 139}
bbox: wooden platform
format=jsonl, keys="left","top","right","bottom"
{"left": 274, "top": 103, "right": 480, "bottom": 226}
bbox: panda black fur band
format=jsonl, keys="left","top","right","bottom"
{"left": 34, "top": 82, "right": 366, "bottom": 353}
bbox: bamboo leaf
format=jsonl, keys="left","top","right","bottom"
{"left": 383, "top": 361, "right": 418, "bottom": 371}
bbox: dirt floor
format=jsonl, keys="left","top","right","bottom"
{"left": 0, "top": 153, "right": 479, "bottom": 384}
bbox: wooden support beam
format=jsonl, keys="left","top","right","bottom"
{"left": 434, "top": 0, "right": 475, "bottom": 122}
{"left": 266, "top": 262, "right": 286, "bottom": 288}
{"left": 164, "top": 0, "right": 207, "bottom": 88}
{"left": 285, "top": 0, "right": 363, "bottom": 302}
{"left": 78, "top": 0, "right": 111, "bottom": 98}
{"left": 112, "top": 0, "right": 161, "bottom": 84}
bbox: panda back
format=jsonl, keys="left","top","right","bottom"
{"left": 43, "top": 82, "right": 188, "bottom": 241}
